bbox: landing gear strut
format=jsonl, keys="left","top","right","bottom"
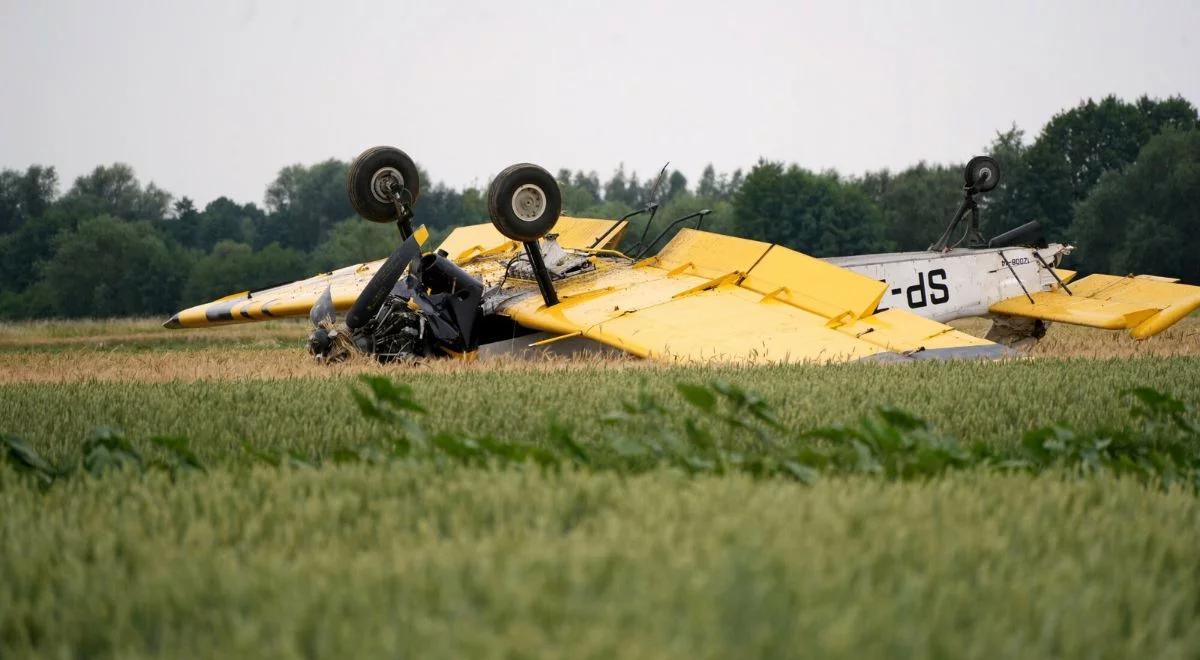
{"left": 486, "top": 163, "right": 564, "bottom": 308}
{"left": 930, "top": 156, "right": 1000, "bottom": 252}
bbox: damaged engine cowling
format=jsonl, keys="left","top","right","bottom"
{"left": 308, "top": 236, "right": 488, "bottom": 363}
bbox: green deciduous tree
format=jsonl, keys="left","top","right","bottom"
{"left": 604, "top": 165, "right": 631, "bottom": 207}
{"left": 0, "top": 165, "right": 58, "bottom": 234}
{"left": 735, "top": 161, "right": 888, "bottom": 256}
{"left": 857, "top": 162, "right": 963, "bottom": 251}
{"left": 1069, "top": 129, "right": 1200, "bottom": 283}
{"left": 41, "top": 216, "right": 187, "bottom": 316}
{"left": 262, "top": 159, "right": 353, "bottom": 251}
{"left": 2, "top": 165, "right": 176, "bottom": 301}
{"left": 666, "top": 170, "right": 688, "bottom": 201}
{"left": 1020, "top": 95, "right": 1198, "bottom": 239}
{"left": 313, "top": 219, "right": 400, "bottom": 271}
{"left": 181, "top": 240, "right": 309, "bottom": 306}
{"left": 194, "top": 197, "right": 263, "bottom": 251}
{"left": 60, "top": 164, "right": 171, "bottom": 223}
{"left": 980, "top": 125, "right": 1038, "bottom": 234}
{"left": 414, "top": 183, "right": 472, "bottom": 230}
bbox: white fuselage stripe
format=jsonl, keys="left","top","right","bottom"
{"left": 824, "top": 245, "right": 1069, "bottom": 322}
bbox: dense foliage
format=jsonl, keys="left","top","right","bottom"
{"left": 0, "top": 94, "right": 1196, "bottom": 319}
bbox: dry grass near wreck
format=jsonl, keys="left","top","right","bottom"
{"left": 0, "top": 316, "right": 1197, "bottom": 386}
{"left": 0, "top": 317, "right": 308, "bottom": 347}
{"left": 953, "top": 316, "right": 1200, "bottom": 358}
{"left": 0, "top": 345, "right": 643, "bottom": 385}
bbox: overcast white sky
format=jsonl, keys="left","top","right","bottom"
{"left": 2, "top": 0, "right": 1197, "bottom": 206}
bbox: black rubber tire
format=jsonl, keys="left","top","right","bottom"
{"left": 347, "top": 146, "right": 421, "bottom": 223}
{"left": 964, "top": 156, "right": 1000, "bottom": 193}
{"left": 486, "top": 163, "right": 561, "bottom": 242}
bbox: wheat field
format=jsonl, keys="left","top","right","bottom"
{"left": 2, "top": 316, "right": 1199, "bottom": 659}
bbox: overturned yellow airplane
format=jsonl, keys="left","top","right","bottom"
{"left": 166, "top": 147, "right": 1200, "bottom": 364}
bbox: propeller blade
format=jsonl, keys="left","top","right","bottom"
{"left": 346, "top": 232, "right": 422, "bottom": 330}
{"left": 310, "top": 286, "right": 336, "bottom": 327}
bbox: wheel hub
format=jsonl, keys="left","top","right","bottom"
{"left": 511, "top": 184, "right": 546, "bottom": 222}
{"left": 370, "top": 167, "right": 404, "bottom": 204}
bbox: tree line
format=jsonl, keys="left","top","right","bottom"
{"left": 1, "top": 94, "right": 1197, "bottom": 320}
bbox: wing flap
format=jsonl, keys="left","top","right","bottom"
{"left": 838, "top": 308, "right": 994, "bottom": 352}
{"left": 649, "top": 229, "right": 772, "bottom": 279}
{"left": 742, "top": 245, "right": 888, "bottom": 320}
{"left": 989, "top": 273, "right": 1200, "bottom": 338}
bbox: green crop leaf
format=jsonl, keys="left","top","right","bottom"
{"left": 676, "top": 383, "right": 717, "bottom": 412}
{"left": 2, "top": 434, "right": 59, "bottom": 486}
{"left": 781, "top": 460, "right": 820, "bottom": 485}
{"left": 351, "top": 389, "right": 387, "bottom": 421}
{"left": 82, "top": 428, "right": 143, "bottom": 477}
{"left": 360, "top": 375, "right": 427, "bottom": 415}
{"left": 547, "top": 419, "right": 590, "bottom": 466}
{"left": 1126, "top": 387, "right": 1196, "bottom": 434}
{"left": 331, "top": 449, "right": 362, "bottom": 464}
{"left": 241, "top": 441, "right": 281, "bottom": 467}
{"left": 876, "top": 407, "right": 928, "bottom": 432}
{"left": 150, "top": 436, "right": 206, "bottom": 473}
{"left": 285, "top": 452, "right": 317, "bottom": 470}
{"left": 683, "top": 418, "right": 715, "bottom": 451}
{"left": 432, "top": 433, "right": 483, "bottom": 463}
{"left": 611, "top": 436, "right": 649, "bottom": 459}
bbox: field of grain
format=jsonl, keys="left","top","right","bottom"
{"left": 2, "top": 317, "right": 1200, "bottom": 659}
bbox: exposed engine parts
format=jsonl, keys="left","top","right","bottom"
{"left": 507, "top": 235, "right": 593, "bottom": 281}
{"left": 308, "top": 149, "right": 576, "bottom": 364}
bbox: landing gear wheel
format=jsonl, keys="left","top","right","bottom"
{"left": 487, "top": 163, "right": 561, "bottom": 242}
{"left": 964, "top": 156, "right": 1000, "bottom": 193}
{"left": 348, "top": 146, "right": 421, "bottom": 223}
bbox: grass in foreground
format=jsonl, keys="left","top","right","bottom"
{"left": 2, "top": 467, "right": 1198, "bottom": 659}
{"left": 3, "top": 319, "right": 1200, "bottom": 659}
{"left": 8, "top": 375, "right": 1200, "bottom": 489}
{"left": 3, "top": 357, "right": 1199, "bottom": 464}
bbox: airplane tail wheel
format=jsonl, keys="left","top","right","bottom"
{"left": 487, "top": 163, "right": 561, "bottom": 242}
{"left": 964, "top": 156, "right": 1000, "bottom": 193}
{"left": 348, "top": 146, "right": 421, "bottom": 223}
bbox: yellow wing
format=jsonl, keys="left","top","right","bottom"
{"left": 164, "top": 217, "right": 627, "bottom": 329}
{"left": 989, "top": 274, "right": 1200, "bottom": 339}
{"left": 495, "top": 229, "right": 1000, "bottom": 364}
